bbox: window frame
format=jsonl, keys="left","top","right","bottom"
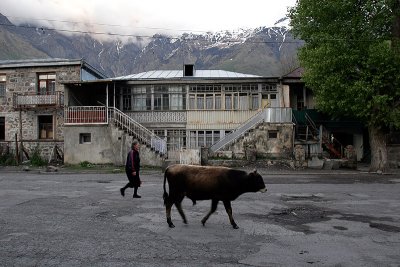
{"left": 38, "top": 73, "right": 56, "bottom": 95}
{"left": 0, "top": 117, "right": 5, "bottom": 141}
{"left": 38, "top": 115, "right": 54, "bottom": 140}
{"left": 0, "top": 74, "right": 6, "bottom": 98}
{"left": 79, "top": 133, "right": 92, "bottom": 144}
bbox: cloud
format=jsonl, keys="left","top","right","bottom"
{"left": 1, "top": 0, "right": 296, "bottom": 42}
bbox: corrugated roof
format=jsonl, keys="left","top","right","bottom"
{"left": 0, "top": 58, "right": 107, "bottom": 79}
{"left": 114, "top": 70, "right": 260, "bottom": 80}
{"left": 0, "top": 58, "right": 83, "bottom": 68}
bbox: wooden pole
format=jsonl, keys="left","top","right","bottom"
{"left": 19, "top": 109, "right": 23, "bottom": 163}
{"left": 15, "top": 133, "right": 19, "bottom": 164}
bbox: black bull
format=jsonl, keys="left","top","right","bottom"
{"left": 163, "top": 164, "right": 267, "bottom": 229}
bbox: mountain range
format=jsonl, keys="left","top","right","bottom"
{"left": 0, "top": 13, "right": 303, "bottom": 77}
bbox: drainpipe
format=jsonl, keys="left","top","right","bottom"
{"left": 113, "top": 82, "right": 116, "bottom": 108}
{"left": 106, "top": 83, "right": 109, "bottom": 124}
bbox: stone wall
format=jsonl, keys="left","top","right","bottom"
{"left": 213, "top": 123, "right": 294, "bottom": 160}
{"left": 0, "top": 65, "right": 81, "bottom": 160}
{"left": 388, "top": 145, "right": 400, "bottom": 168}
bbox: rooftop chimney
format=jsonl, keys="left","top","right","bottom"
{"left": 183, "top": 64, "right": 195, "bottom": 77}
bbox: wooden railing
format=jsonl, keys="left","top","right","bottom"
{"left": 13, "top": 92, "right": 64, "bottom": 108}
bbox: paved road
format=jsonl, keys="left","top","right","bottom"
{"left": 1, "top": 168, "right": 400, "bottom": 266}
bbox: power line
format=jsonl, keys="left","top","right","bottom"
{"left": 3, "top": 14, "right": 222, "bottom": 35}
{"left": 0, "top": 22, "right": 305, "bottom": 44}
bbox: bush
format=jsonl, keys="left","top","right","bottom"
{"left": 80, "top": 161, "right": 93, "bottom": 168}
{"left": 30, "top": 145, "right": 46, "bottom": 166}
{"left": 0, "top": 152, "right": 17, "bottom": 166}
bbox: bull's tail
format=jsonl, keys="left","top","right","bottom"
{"left": 163, "top": 168, "right": 169, "bottom": 206}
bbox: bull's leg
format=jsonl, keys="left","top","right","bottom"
{"left": 174, "top": 201, "right": 187, "bottom": 224}
{"left": 222, "top": 200, "right": 239, "bottom": 229}
{"left": 165, "top": 201, "right": 175, "bottom": 228}
{"left": 201, "top": 199, "right": 219, "bottom": 226}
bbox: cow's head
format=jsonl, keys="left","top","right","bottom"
{"left": 248, "top": 169, "right": 267, "bottom": 193}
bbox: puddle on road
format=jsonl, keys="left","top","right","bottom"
{"left": 280, "top": 194, "right": 325, "bottom": 202}
{"left": 245, "top": 199, "right": 400, "bottom": 234}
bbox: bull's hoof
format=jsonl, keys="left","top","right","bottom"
{"left": 232, "top": 224, "right": 239, "bottom": 229}
{"left": 201, "top": 220, "right": 206, "bottom": 226}
{"left": 183, "top": 219, "right": 188, "bottom": 224}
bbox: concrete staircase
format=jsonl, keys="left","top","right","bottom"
{"left": 108, "top": 107, "right": 167, "bottom": 156}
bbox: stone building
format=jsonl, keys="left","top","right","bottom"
{"left": 0, "top": 58, "right": 106, "bottom": 162}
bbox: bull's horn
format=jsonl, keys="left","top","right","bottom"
{"left": 253, "top": 169, "right": 258, "bottom": 174}
{"left": 259, "top": 188, "right": 267, "bottom": 193}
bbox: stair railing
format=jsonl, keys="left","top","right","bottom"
{"left": 305, "top": 112, "right": 319, "bottom": 137}
{"left": 108, "top": 107, "right": 167, "bottom": 155}
{"left": 210, "top": 109, "right": 265, "bottom": 153}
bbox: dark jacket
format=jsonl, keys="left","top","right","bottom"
{"left": 125, "top": 149, "right": 141, "bottom": 187}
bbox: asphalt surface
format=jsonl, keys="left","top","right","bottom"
{"left": 1, "top": 166, "right": 400, "bottom": 266}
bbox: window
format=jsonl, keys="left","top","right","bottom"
{"left": 198, "top": 131, "right": 205, "bottom": 147}
{"left": 239, "top": 93, "right": 248, "bottom": 110}
{"left": 0, "top": 117, "right": 5, "bottom": 141}
{"left": 122, "top": 87, "right": 132, "bottom": 110}
{"left": 133, "top": 87, "right": 149, "bottom": 111}
{"left": 189, "top": 131, "right": 197, "bottom": 149}
{"left": 251, "top": 94, "right": 259, "bottom": 110}
{"left": 225, "top": 94, "right": 233, "bottom": 110}
{"left": 262, "top": 84, "right": 277, "bottom": 92}
{"left": 38, "top": 73, "right": 56, "bottom": 95}
{"left": 188, "top": 130, "right": 221, "bottom": 148}
{"left": 205, "top": 94, "right": 213, "bottom": 109}
{"left": 189, "top": 95, "right": 196, "bottom": 109}
{"left": 154, "top": 86, "right": 168, "bottom": 110}
{"left": 213, "top": 131, "right": 220, "bottom": 143}
{"left": 197, "top": 95, "right": 204, "bottom": 110}
{"left": 0, "top": 74, "right": 6, "bottom": 97}
{"left": 296, "top": 94, "right": 304, "bottom": 110}
{"left": 169, "top": 86, "right": 185, "bottom": 110}
{"left": 38, "top": 115, "right": 53, "bottom": 139}
{"left": 79, "top": 133, "right": 91, "bottom": 144}
{"left": 206, "top": 131, "right": 213, "bottom": 147}
{"left": 215, "top": 94, "right": 222, "bottom": 110}
{"left": 167, "top": 130, "right": 186, "bottom": 150}
{"left": 268, "top": 131, "right": 278, "bottom": 139}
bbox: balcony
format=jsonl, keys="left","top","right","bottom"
{"left": 13, "top": 92, "right": 64, "bottom": 109}
{"left": 64, "top": 106, "right": 107, "bottom": 124}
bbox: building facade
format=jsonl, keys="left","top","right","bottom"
{"left": 0, "top": 58, "right": 106, "bottom": 163}
{"left": 63, "top": 65, "right": 294, "bottom": 165}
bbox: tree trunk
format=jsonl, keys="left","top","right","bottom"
{"left": 368, "top": 126, "right": 388, "bottom": 173}
{"left": 392, "top": 0, "right": 400, "bottom": 54}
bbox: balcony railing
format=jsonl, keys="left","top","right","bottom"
{"left": 64, "top": 106, "right": 107, "bottom": 124}
{"left": 13, "top": 92, "right": 64, "bottom": 109}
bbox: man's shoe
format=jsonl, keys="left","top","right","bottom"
{"left": 133, "top": 194, "right": 141, "bottom": 198}
{"left": 120, "top": 188, "right": 125, "bottom": 197}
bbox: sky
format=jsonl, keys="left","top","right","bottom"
{"left": 1, "top": 0, "right": 297, "bottom": 41}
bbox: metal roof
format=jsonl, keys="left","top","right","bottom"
{"left": 113, "top": 70, "right": 260, "bottom": 80}
{"left": 0, "top": 58, "right": 107, "bottom": 79}
{"left": 0, "top": 58, "right": 83, "bottom": 68}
